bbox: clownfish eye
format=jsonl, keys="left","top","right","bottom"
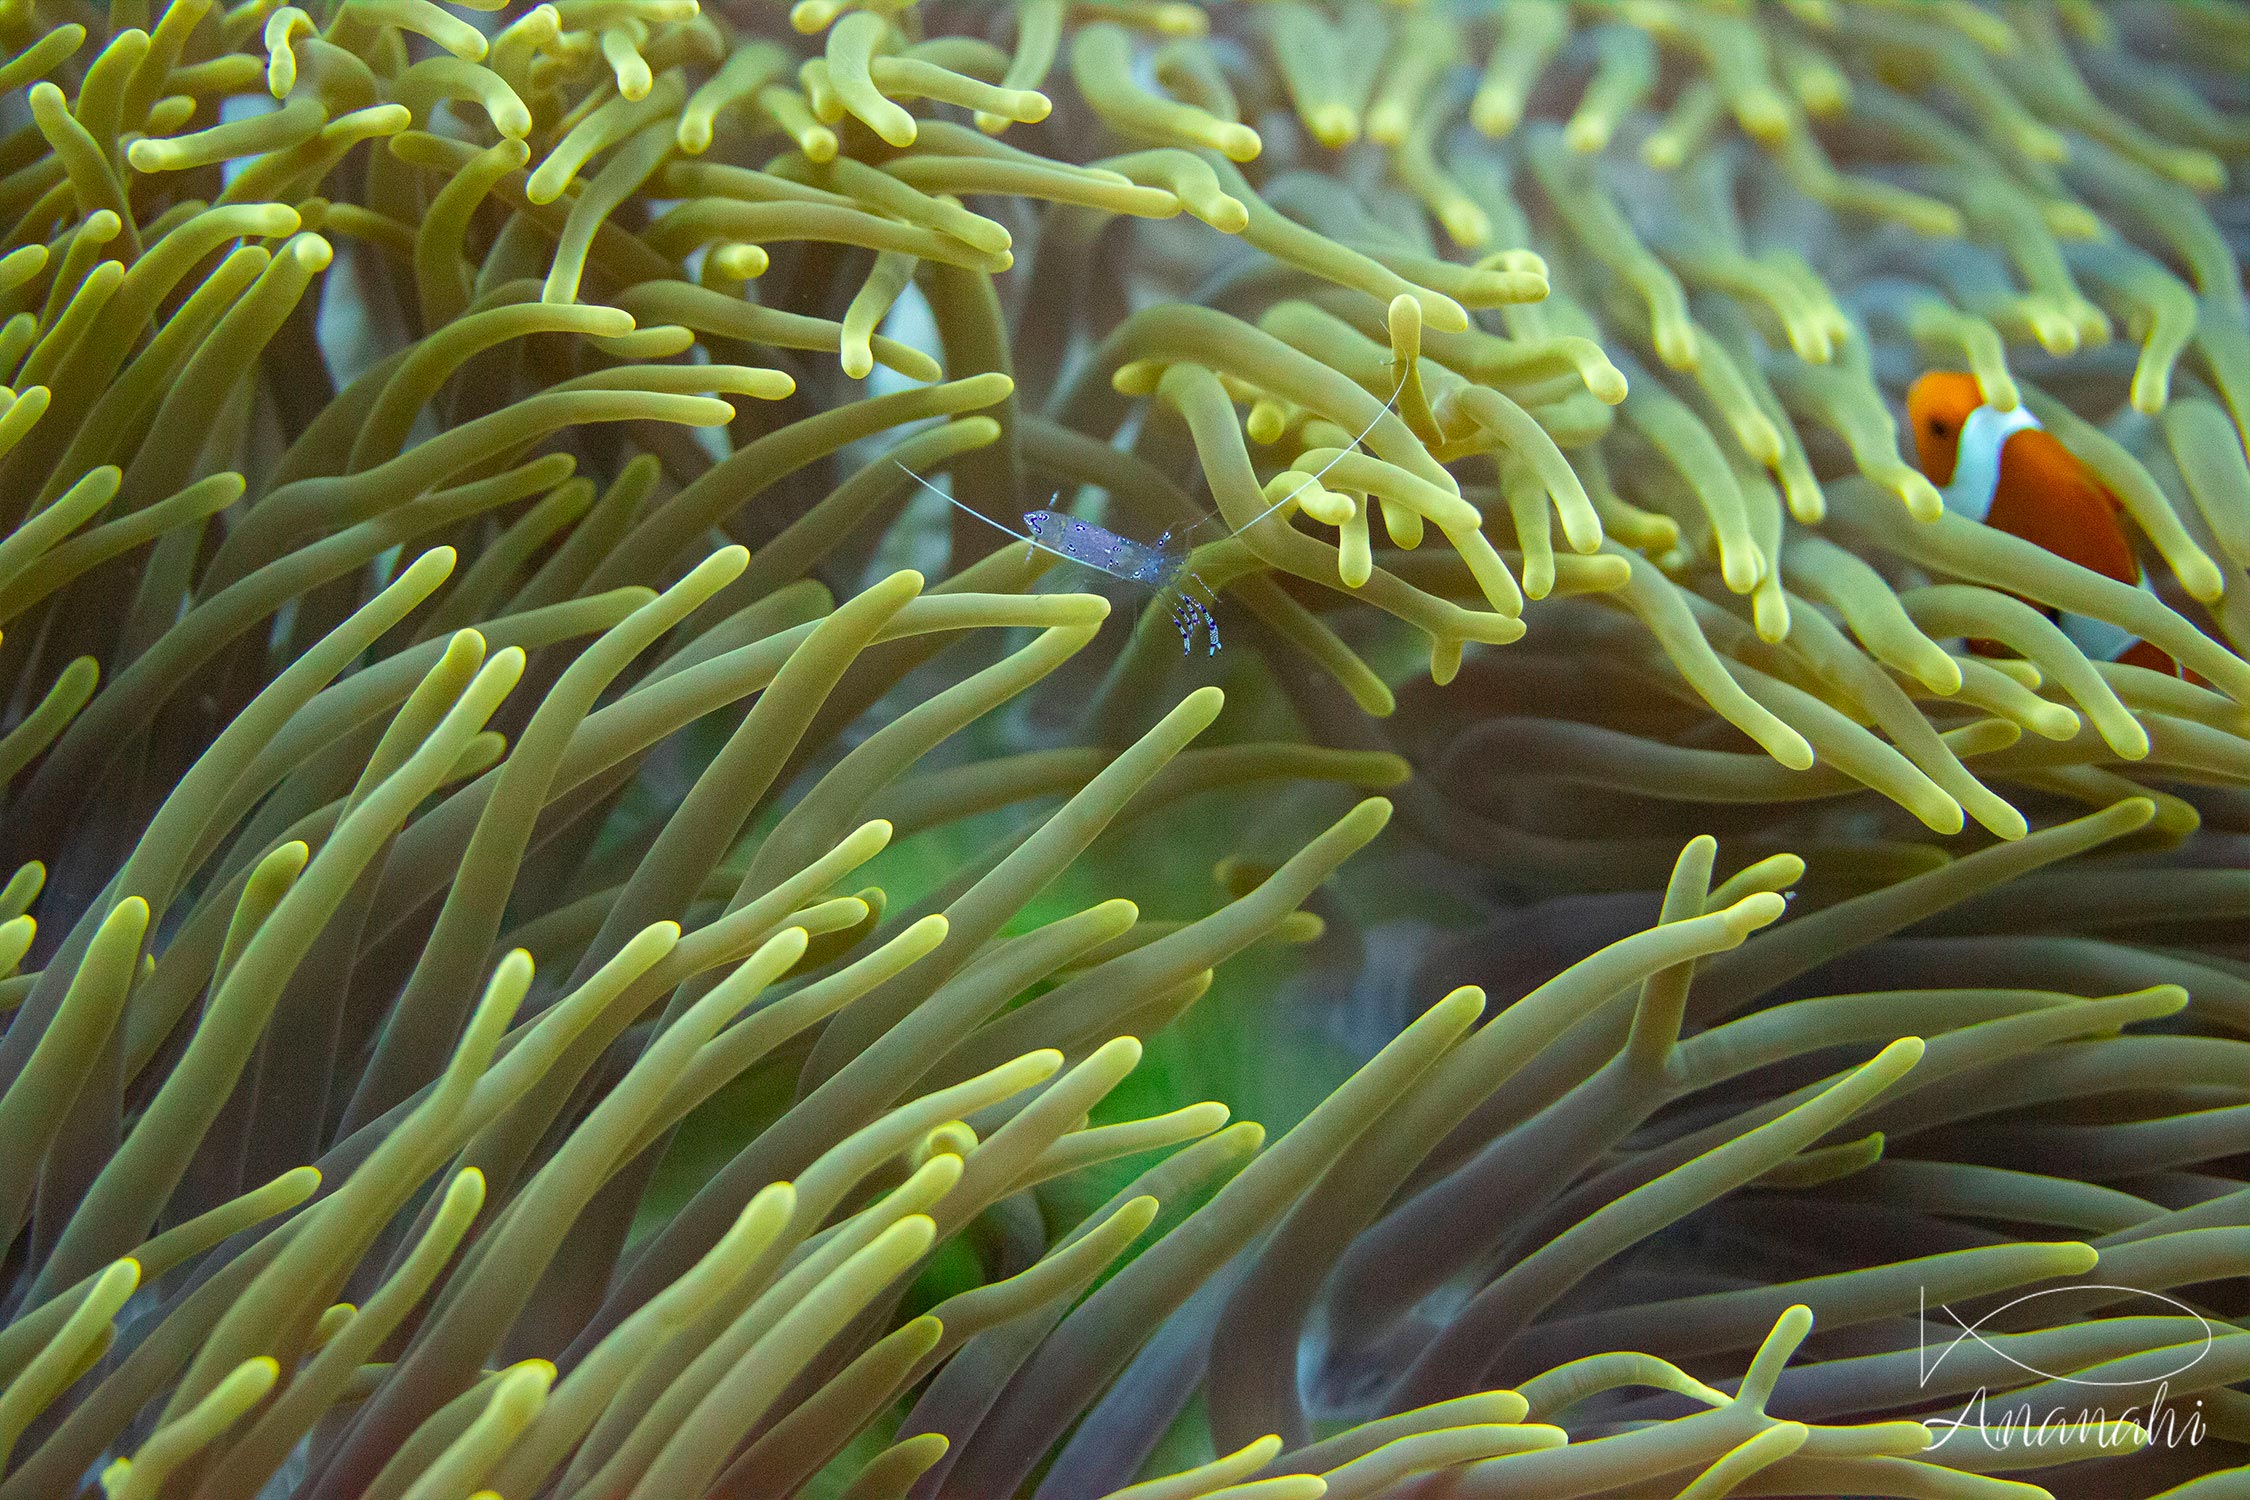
{"left": 1926, "top": 416, "right": 1950, "bottom": 437}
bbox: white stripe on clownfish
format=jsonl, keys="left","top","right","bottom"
{"left": 1938, "top": 401, "right": 2042, "bottom": 524}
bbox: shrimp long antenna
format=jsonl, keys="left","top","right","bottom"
{"left": 895, "top": 463, "right": 1085, "bottom": 568}
{"left": 895, "top": 462, "right": 1032, "bottom": 542}
{"left": 1182, "top": 368, "right": 1412, "bottom": 546}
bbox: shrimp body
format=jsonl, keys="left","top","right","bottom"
{"left": 1907, "top": 370, "right": 2183, "bottom": 676}
{"left": 1024, "top": 510, "right": 1181, "bottom": 588}
{"left": 1021, "top": 508, "right": 1219, "bottom": 654}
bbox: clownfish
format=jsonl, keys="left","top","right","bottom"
{"left": 1905, "top": 370, "right": 2182, "bottom": 677}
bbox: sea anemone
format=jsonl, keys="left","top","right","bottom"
{"left": 0, "top": 0, "right": 2247, "bottom": 1497}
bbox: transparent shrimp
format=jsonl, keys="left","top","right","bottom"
{"left": 897, "top": 373, "right": 1407, "bottom": 655}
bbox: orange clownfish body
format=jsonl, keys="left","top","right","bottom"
{"left": 1905, "top": 371, "right": 2182, "bottom": 678}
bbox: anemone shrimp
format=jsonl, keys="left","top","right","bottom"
{"left": 898, "top": 375, "right": 1407, "bottom": 655}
